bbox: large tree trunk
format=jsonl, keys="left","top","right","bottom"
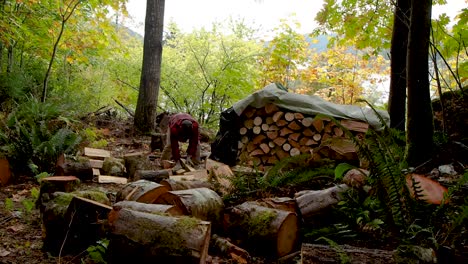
{"left": 108, "top": 208, "right": 210, "bottom": 264}
{"left": 405, "top": 0, "right": 434, "bottom": 166}
{"left": 388, "top": 0, "right": 410, "bottom": 132}
{"left": 134, "top": 0, "right": 165, "bottom": 133}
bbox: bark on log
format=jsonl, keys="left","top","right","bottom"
{"left": 55, "top": 157, "right": 93, "bottom": 181}
{"left": 113, "top": 200, "right": 183, "bottom": 216}
{"left": 160, "top": 178, "right": 212, "bottom": 191}
{"left": 295, "top": 184, "right": 349, "bottom": 220}
{"left": 272, "top": 111, "right": 284, "bottom": 122}
{"left": 255, "top": 197, "right": 298, "bottom": 213}
{"left": 211, "top": 234, "right": 250, "bottom": 263}
{"left": 133, "top": 169, "right": 170, "bottom": 182}
{"left": 116, "top": 180, "right": 170, "bottom": 203}
{"left": 154, "top": 187, "right": 224, "bottom": 224}
{"left": 224, "top": 202, "right": 299, "bottom": 257}
{"left": 265, "top": 103, "right": 279, "bottom": 114}
{"left": 108, "top": 208, "right": 211, "bottom": 264}
{"left": 302, "top": 117, "right": 314, "bottom": 128}
{"left": 301, "top": 243, "right": 397, "bottom": 264}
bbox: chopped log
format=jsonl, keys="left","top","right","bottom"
{"left": 108, "top": 208, "right": 211, "bottom": 264}
{"left": 333, "top": 126, "right": 344, "bottom": 137}
{"left": 98, "top": 175, "right": 128, "bottom": 184}
{"left": 260, "top": 143, "right": 271, "bottom": 154}
{"left": 283, "top": 143, "right": 292, "bottom": 152}
{"left": 312, "top": 134, "right": 322, "bottom": 141}
{"left": 253, "top": 126, "right": 262, "bottom": 134}
{"left": 241, "top": 136, "right": 249, "bottom": 144}
{"left": 288, "top": 138, "right": 301, "bottom": 149}
{"left": 265, "top": 103, "right": 280, "bottom": 114}
{"left": 211, "top": 234, "right": 250, "bottom": 263}
{"left": 267, "top": 131, "right": 279, "bottom": 140}
{"left": 84, "top": 147, "right": 111, "bottom": 159}
{"left": 255, "top": 197, "right": 298, "bottom": 213}
{"left": 267, "top": 155, "right": 279, "bottom": 165}
{"left": 276, "top": 119, "right": 289, "bottom": 127}
{"left": 273, "top": 137, "right": 287, "bottom": 146}
{"left": 242, "top": 106, "right": 256, "bottom": 118}
{"left": 290, "top": 148, "right": 300, "bottom": 156}
{"left": 239, "top": 127, "right": 248, "bottom": 135}
{"left": 288, "top": 121, "right": 302, "bottom": 131}
{"left": 295, "top": 184, "right": 349, "bottom": 220}
{"left": 272, "top": 111, "right": 284, "bottom": 122}
{"left": 246, "top": 142, "right": 256, "bottom": 153}
{"left": 294, "top": 113, "right": 304, "bottom": 120}
{"left": 268, "top": 124, "right": 279, "bottom": 131}
{"left": 224, "top": 202, "right": 299, "bottom": 257}
{"left": 289, "top": 133, "right": 301, "bottom": 142}
{"left": 303, "top": 128, "right": 315, "bottom": 137}
{"left": 161, "top": 160, "right": 175, "bottom": 169}
{"left": 276, "top": 149, "right": 290, "bottom": 160}
{"left": 253, "top": 116, "right": 263, "bottom": 126}
{"left": 265, "top": 116, "right": 274, "bottom": 125}
{"left": 250, "top": 149, "right": 264, "bottom": 156}
{"left": 312, "top": 118, "right": 324, "bottom": 133}
{"left": 0, "top": 158, "right": 11, "bottom": 186}
{"left": 268, "top": 141, "right": 276, "bottom": 148}
{"left": 318, "top": 138, "right": 358, "bottom": 161}
{"left": 133, "top": 170, "right": 170, "bottom": 182}
{"left": 284, "top": 112, "right": 295, "bottom": 122}
{"left": 300, "top": 146, "right": 312, "bottom": 154}
{"left": 324, "top": 122, "right": 334, "bottom": 133}
{"left": 180, "top": 158, "right": 196, "bottom": 172}
{"left": 92, "top": 168, "right": 100, "bottom": 176}
{"left": 55, "top": 157, "right": 93, "bottom": 181}
{"left": 299, "top": 137, "right": 318, "bottom": 146}
{"left": 261, "top": 123, "right": 269, "bottom": 131}
{"left": 340, "top": 119, "right": 369, "bottom": 133}
{"left": 280, "top": 127, "right": 294, "bottom": 137}
{"left": 113, "top": 200, "right": 183, "bottom": 216}
{"left": 206, "top": 159, "right": 234, "bottom": 195}
{"left": 301, "top": 117, "right": 314, "bottom": 128}
{"left": 160, "top": 178, "right": 212, "bottom": 191}
{"left": 253, "top": 134, "right": 267, "bottom": 145}
{"left": 301, "top": 243, "right": 397, "bottom": 264}
{"left": 116, "top": 180, "right": 170, "bottom": 203}
{"left": 89, "top": 159, "right": 104, "bottom": 169}
{"left": 154, "top": 187, "right": 224, "bottom": 224}
{"left": 238, "top": 141, "right": 244, "bottom": 150}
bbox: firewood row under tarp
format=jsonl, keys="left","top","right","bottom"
{"left": 210, "top": 83, "right": 390, "bottom": 166}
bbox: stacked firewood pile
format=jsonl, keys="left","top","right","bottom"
{"left": 237, "top": 103, "right": 369, "bottom": 169}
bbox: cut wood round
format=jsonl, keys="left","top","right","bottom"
{"left": 312, "top": 133, "right": 322, "bottom": 141}
{"left": 295, "top": 184, "right": 349, "bottom": 220}
{"left": 272, "top": 111, "right": 284, "bottom": 122}
{"left": 261, "top": 123, "right": 269, "bottom": 131}
{"left": 290, "top": 148, "right": 300, "bottom": 156}
{"left": 116, "top": 180, "right": 170, "bottom": 203}
{"left": 253, "top": 126, "right": 262, "bottom": 134}
{"left": 154, "top": 187, "right": 224, "bottom": 224}
{"left": 268, "top": 141, "right": 276, "bottom": 148}
{"left": 282, "top": 143, "right": 292, "bottom": 152}
{"left": 301, "top": 117, "right": 314, "bottom": 127}
{"left": 133, "top": 170, "right": 170, "bottom": 182}
{"left": 224, "top": 202, "right": 299, "bottom": 257}
{"left": 241, "top": 136, "right": 249, "bottom": 144}
{"left": 284, "top": 112, "right": 295, "bottom": 122}
{"left": 265, "top": 116, "right": 274, "bottom": 125}
{"left": 108, "top": 208, "right": 211, "bottom": 264}
{"left": 160, "top": 178, "right": 212, "bottom": 191}
{"left": 253, "top": 116, "right": 263, "bottom": 126}
{"left": 113, "top": 200, "right": 184, "bottom": 216}
{"left": 243, "top": 119, "right": 254, "bottom": 129}
{"left": 239, "top": 127, "right": 248, "bottom": 135}
{"left": 238, "top": 141, "right": 244, "bottom": 150}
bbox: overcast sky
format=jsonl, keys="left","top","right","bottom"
{"left": 124, "top": 0, "right": 467, "bottom": 36}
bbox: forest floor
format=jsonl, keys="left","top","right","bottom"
{"left": 1, "top": 94, "right": 468, "bottom": 263}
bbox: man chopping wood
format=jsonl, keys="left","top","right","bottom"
{"left": 161, "top": 113, "right": 201, "bottom": 171}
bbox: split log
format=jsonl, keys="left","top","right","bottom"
{"left": 113, "top": 200, "right": 183, "bottom": 216}
{"left": 272, "top": 111, "right": 284, "bottom": 122}
{"left": 290, "top": 148, "right": 300, "bottom": 156}
{"left": 301, "top": 117, "right": 314, "bottom": 128}
{"left": 89, "top": 159, "right": 104, "bottom": 169}
{"left": 288, "top": 121, "right": 302, "bottom": 131}
{"left": 84, "top": 147, "right": 111, "bottom": 159}
{"left": 206, "top": 159, "right": 234, "bottom": 195}
{"left": 273, "top": 137, "right": 287, "bottom": 146}
{"left": 160, "top": 178, "right": 212, "bottom": 191}
{"left": 108, "top": 208, "right": 211, "bottom": 264}
{"left": 294, "top": 113, "right": 304, "bottom": 120}
{"left": 55, "top": 157, "right": 93, "bottom": 181}
{"left": 265, "top": 103, "right": 279, "bottom": 114}
{"left": 211, "top": 234, "right": 250, "bottom": 263}
{"left": 301, "top": 243, "right": 397, "bottom": 264}
{"left": 267, "top": 131, "right": 278, "bottom": 140}
{"left": 303, "top": 128, "right": 315, "bottom": 137}
{"left": 340, "top": 119, "right": 369, "bottom": 133}
{"left": 134, "top": 170, "right": 170, "bottom": 182}
{"left": 255, "top": 197, "right": 298, "bottom": 213}
{"left": 98, "top": 175, "right": 128, "bottom": 184}
{"left": 154, "top": 187, "right": 224, "bottom": 224}
{"left": 289, "top": 133, "right": 301, "bottom": 142}
{"left": 239, "top": 127, "right": 248, "bottom": 135}
{"left": 116, "top": 180, "right": 170, "bottom": 203}
{"left": 253, "top": 126, "right": 262, "bottom": 134}
{"left": 253, "top": 134, "right": 267, "bottom": 145}
{"left": 260, "top": 143, "right": 270, "bottom": 154}
{"left": 265, "top": 116, "right": 274, "bottom": 125}
{"left": 280, "top": 127, "right": 294, "bottom": 137}
{"left": 244, "top": 119, "right": 254, "bottom": 129}
{"left": 312, "top": 118, "right": 324, "bottom": 133}
{"left": 268, "top": 125, "right": 279, "bottom": 131}
{"left": 295, "top": 184, "right": 349, "bottom": 220}
{"left": 276, "top": 119, "right": 289, "bottom": 127}
{"left": 242, "top": 107, "right": 256, "bottom": 118}
{"left": 224, "top": 202, "right": 299, "bottom": 257}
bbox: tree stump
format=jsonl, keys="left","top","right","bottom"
{"left": 108, "top": 208, "right": 211, "bottom": 264}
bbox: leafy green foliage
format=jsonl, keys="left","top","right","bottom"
{"left": 85, "top": 239, "right": 109, "bottom": 264}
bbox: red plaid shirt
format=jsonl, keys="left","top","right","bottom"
{"left": 168, "top": 113, "right": 199, "bottom": 161}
